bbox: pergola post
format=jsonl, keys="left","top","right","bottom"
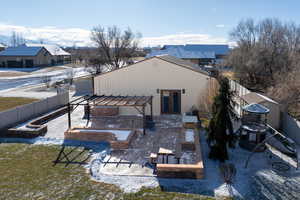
{"left": 150, "top": 96, "right": 153, "bottom": 120}
{"left": 86, "top": 99, "right": 91, "bottom": 127}
{"left": 68, "top": 103, "right": 71, "bottom": 129}
{"left": 142, "top": 105, "right": 146, "bottom": 135}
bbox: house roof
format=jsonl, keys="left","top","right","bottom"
{"left": 94, "top": 55, "right": 210, "bottom": 78}
{"left": 24, "top": 43, "right": 70, "bottom": 56}
{"left": 184, "top": 44, "right": 229, "bottom": 55}
{"left": 0, "top": 46, "right": 43, "bottom": 56}
{"left": 146, "top": 47, "right": 216, "bottom": 59}
{"left": 0, "top": 43, "right": 6, "bottom": 48}
{"left": 147, "top": 44, "right": 229, "bottom": 60}
{"left": 241, "top": 92, "right": 278, "bottom": 104}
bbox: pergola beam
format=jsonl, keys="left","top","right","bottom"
{"left": 67, "top": 95, "right": 153, "bottom": 136}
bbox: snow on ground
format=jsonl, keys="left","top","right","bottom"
{"left": 87, "top": 129, "right": 300, "bottom": 199}
{"left": 0, "top": 66, "right": 92, "bottom": 93}
{"left": 3, "top": 107, "right": 300, "bottom": 199}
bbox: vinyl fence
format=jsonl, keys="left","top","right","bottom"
{"left": 282, "top": 113, "right": 300, "bottom": 144}
{"left": 229, "top": 79, "right": 251, "bottom": 117}
{"left": 229, "top": 79, "right": 300, "bottom": 144}
{"left": 0, "top": 92, "right": 69, "bottom": 130}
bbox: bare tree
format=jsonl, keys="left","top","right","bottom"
{"left": 227, "top": 18, "right": 300, "bottom": 91}
{"left": 10, "top": 31, "right": 26, "bottom": 47}
{"left": 90, "top": 25, "right": 141, "bottom": 73}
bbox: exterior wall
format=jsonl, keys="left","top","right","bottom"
{"left": 183, "top": 58, "right": 199, "bottom": 65}
{"left": 94, "top": 58, "right": 211, "bottom": 116}
{"left": 0, "top": 48, "right": 52, "bottom": 67}
{"left": 261, "top": 101, "right": 280, "bottom": 130}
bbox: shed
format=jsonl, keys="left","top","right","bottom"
{"left": 93, "top": 55, "right": 214, "bottom": 116}
{"left": 241, "top": 92, "right": 280, "bottom": 129}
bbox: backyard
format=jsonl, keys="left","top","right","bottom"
{"left": 0, "top": 143, "right": 214, "bottom": 200}
{"left": 0, "top": 97, "right": 38, "bottom": 111}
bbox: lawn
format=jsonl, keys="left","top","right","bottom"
{"left": 0, "top": 143, "right": 215, "bottom": 200}
{"left": 0, "top": 97, "right": 38, "bottom": 112}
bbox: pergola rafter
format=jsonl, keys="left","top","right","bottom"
{"left": 67, "top": 95, "right": 153, "bottom": 135}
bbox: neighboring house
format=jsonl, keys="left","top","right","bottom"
{"left": 94, "top": 55, "right": 214, "bottom": 115}
{"left": 0, "top": 43, "right": 6, "bottom": 52}
{"left": 0, "top": 43, "right": 71, "bottom": 68}
{"left": 240, "top": 92, "right": 280, "bottom": 130}
{"left": 24, "top": 43, "right": 71, "bottom": 65}
{"left": 146, "top": 44, "right": 229, "bottom": 66}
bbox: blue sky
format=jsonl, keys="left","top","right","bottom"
{"left": 0, "top": 0, "right": 299, "bottom": 46}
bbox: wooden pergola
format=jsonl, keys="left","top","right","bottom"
{"left": 67, "top": 95, "right": 153, "bottom": 135}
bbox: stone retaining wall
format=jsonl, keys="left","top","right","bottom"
{"left": 156, "top": 128, "right": 204, "bottom": 179}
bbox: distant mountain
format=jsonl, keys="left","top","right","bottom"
{"left": 0, "top": 34, "right": 87, "bottom": 48}
{"left": 0, "top": 35, "right": 11, "bottom": 45}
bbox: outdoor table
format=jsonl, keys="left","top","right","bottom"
{"left": 158, "top": 147, "right": 175, "bottom": 164}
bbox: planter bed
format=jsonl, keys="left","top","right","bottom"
{"left": 5, "top": 106, "right": 69, "bottom": 138}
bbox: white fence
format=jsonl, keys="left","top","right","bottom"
{"left": 229, "top": 79, "right": 300, "bottom": 144}
{"left": 229, "top": 79, "right": 251, "bottom": 117}
{"left": 0, "top": 92, "right": 69, "bottom": 130}
{"left": 282, "top": 113, "right": 300, "bottom": 144}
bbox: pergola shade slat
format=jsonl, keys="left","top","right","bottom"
{"left": 68, "top": 95, "right": 153, "bottom": 135}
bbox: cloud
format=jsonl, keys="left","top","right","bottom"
{"left": 216, "top": 24, "right": 225, "bottom": 28}
{"left": 0, "top": 23, "right": 92, "bottom": 47}
{"left": 0, "top": 23, "right": 231, "bottom": 47}
{"left": 141, "top": 33, "right": 229, "bottom": 47}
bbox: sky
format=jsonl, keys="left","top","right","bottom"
{"left": 0, "top": 0, "right": 299, "bottom": 47}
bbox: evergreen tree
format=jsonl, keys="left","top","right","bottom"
{"left": 207, "top": 77, "right": 236, "bottom": 161}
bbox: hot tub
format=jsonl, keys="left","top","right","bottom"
{"left": 64, "top": 127, "right": 138, "bottom": 149}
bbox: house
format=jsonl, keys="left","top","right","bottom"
{"left": 0, "top": 43, "right": 6, "bottom": 52}
{"left": 146, "top": 44, "right": 229, "bottom": 66}
{"left": 0, "top": 43, "right": 71, "bottom": 68}
{"left": 24, "top": 43, "right": 71, "bottom": 65}
{"left": 240, "top": 92, "right": 280, "bottom": 130}
{"left": 93, "top": 55, "right": 215, "bottom": 116}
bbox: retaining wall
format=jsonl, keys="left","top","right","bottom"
{"left": 0, "top": 92, "right": 69, "bottom": 131}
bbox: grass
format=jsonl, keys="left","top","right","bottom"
{"left": 0, "top": 143, "right": 215, "bottom": 200}
{"left": 0, "top": 97, "right": 38, "bottom": 112}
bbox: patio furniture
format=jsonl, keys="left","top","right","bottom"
{"left": 158, "top": 147, "right": 175, "bottom": 164}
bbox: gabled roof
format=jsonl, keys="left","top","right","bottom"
{"left": 146, "top": 47, "right": 215, "bottom": 59}
{"left": 94, "top": 55, "right": 210, "bottom": 78}
{"left": 24, "top": 43, "right": 70, "bottom": 56}
{"left": 0, "top": 46, "right": 43, "bottom": 56}
{"left": 241, "top": 92, "right": 278, "bottom": 105}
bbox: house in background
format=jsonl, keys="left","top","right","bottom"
{"left": 146, "top": 44, "right": 229, "bottom": 66}
{"left": 0, "top": 43, "right": 71, "bottom": 68}
{"left": 94, "top": 55, "right": 215, "bottom": 116}
{"left": 24, "top": 43, "right": 71, "bottom": 65}
{"left": 0, "top": 43, "right": 6, "bottom": 52}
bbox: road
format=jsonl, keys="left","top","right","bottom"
{"left": 0, "top": 67, "right": 92, "bottom": 91}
